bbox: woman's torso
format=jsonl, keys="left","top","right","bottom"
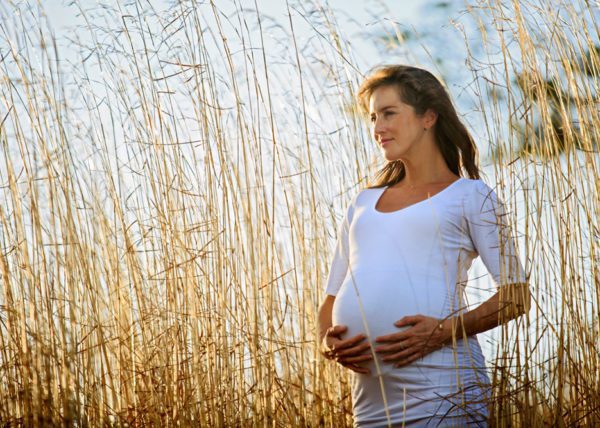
{"left": 332, "top": 178, "right": 487, "bottom": 377}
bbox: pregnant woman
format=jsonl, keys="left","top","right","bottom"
{"left": 318, "top": 65, "right": 531, "bottom": 427}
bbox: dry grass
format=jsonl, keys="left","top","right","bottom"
{"left": 0, "top": 0, "right": 597, "bottom": 426}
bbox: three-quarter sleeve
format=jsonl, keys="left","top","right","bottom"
{"left": 323, "top": 195, "right": 357, "bottom": 296}
{"left": 466, "top": 180, "right": 527, "bottom": 288}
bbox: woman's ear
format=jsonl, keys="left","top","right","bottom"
{"left": 424, "top": 109, "right": 438, "bottom": 128}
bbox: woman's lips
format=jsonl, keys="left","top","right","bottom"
{"left": 380, "top": 139, "right": 393, "bottom": 147}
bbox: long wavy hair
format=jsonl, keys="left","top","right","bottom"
{"left": 357, "top": 65, "right": 481, "bottom": 188}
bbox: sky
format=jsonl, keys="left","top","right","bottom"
{"left": 41, "top": 0, "right": 432, "bottom": 81}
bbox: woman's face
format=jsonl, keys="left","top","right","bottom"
{"left": 368, "top": 85, "right": 430, "bottom": 162}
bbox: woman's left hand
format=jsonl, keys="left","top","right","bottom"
{"left": 374, "top": 314, "right": 449, "bottom": 368}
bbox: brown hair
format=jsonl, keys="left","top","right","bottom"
{"left": 357, "top": 64, "right": 481, "bottom": 188}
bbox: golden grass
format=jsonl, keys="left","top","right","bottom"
{"left": 0, "top": 0, "right": 598, "bottom": 426}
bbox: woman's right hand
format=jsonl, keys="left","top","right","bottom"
{"left": 320, "top": 325, "right": 373, "bottom": 374}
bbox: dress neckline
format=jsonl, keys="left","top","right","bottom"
{"left": 373, "top": 177, "right": 465, "bottom": 215}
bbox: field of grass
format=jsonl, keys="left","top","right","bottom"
{"left": 0, "top": 0, "right": 598, "bottom": 426}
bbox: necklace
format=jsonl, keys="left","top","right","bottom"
{"left": 396, "top": 178, "right": 457, "bottom": 197}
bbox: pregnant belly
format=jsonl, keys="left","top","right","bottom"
{"left": 332, "top": 268, "right": 449, "bottom": 374}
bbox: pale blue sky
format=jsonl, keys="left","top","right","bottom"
{"left": 42, "top": 0, "right": 426, "bottom": 73}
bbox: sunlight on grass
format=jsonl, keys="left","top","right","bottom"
{"left": 0, "top": 0, "right": 597, "bottom": 425}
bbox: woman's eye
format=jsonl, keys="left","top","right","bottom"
{"left": 370, "top": 112, "right": 394, "bottom": 123}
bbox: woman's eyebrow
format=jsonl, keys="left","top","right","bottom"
{"left": 370, "top": 105, "right": 396, "bottom": 116}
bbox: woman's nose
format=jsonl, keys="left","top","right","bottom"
{"left": 373, "top": 119, "right": 386, "bottom": 137}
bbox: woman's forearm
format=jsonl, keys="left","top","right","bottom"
{"left": 440, "top": 283, "right": 531, "bottom": 343}
{"left": 318, "top": 295, "right": 335, "bottom": 343}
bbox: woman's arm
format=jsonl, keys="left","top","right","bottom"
{"left": 318, "top": 295, "right": 335, "bottom": 343}
{"left": 448, "top": 179, "right": 531, "bottom": 340}
{"left": 439, "top": 282, "right": 531, "bottom": 343}
{"left": 373, "top": 282, "right": 531, "bottom": 367}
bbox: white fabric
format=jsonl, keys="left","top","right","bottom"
{"left": 324, "top": 177, "right": 527, "bottom": 427}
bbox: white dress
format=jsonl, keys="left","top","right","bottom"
{"left": 324, "top": 178, "right": 527, "bottom": 427}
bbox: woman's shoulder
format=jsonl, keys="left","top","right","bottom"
{"left": 353, "top": 185, "right": 385, "bottom": 204}
{"left": 338, "top": 186, "right": 381, "bottom": 218}
{"left": 459, "top": 177, "right": 496, "bottom": 196}
{"left": 464, "top": 177, "right": 502, "bottom": 196}
{"left": 459, "top": 177, "right": 506, "bottom": 216}
{"left": 336, "top": 186, "right": 374, "bottom": 217}
{"left": 459, "top": 177, "right": 487, "bottom": 186}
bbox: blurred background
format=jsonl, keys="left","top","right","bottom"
{"left": 0, "top": 0, "right": 598, "bottom": 425}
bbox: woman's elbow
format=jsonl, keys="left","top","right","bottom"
{"left": 515, "top": 283, "right": 532, "bottom": 317}
{"left": 500, "top": 282, "right": 531, "bottom": 319}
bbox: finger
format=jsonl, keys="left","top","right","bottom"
{"left": 341, "top": 362, "right": 370, "bottom": 375}
{"left": 375, "top": 332, "right": 406, "bottom": 343}
{"left": 321, "top": 349, "right": 335, "bottom": 360}
{"left": 341, "top": 354, "right": 373, "bottom": 364}
{"left": 320, "top": 339, "right": 337, "bottom": 358}
{"left": 351, "top": 366, "right": 371, "bottom": 375}
{"left": 394, "top": 314, "right": 423, "bottom": 327}
{"left": 336, "top": 341, "right": 372, "bottom": 357}
{"left": 327, "top": 325, "right": 348, "bottom": 337}
{"left": 375, "top": 341, "right": 409, "bottom": 354}
{"left": 336, "top": 334, "right": 368, "bottom": 350}
{"left": 327, "top": 337, "right": 361, "bottom": 355}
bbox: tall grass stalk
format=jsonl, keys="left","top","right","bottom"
{"left": 0, "top": 0, "right": 597, "bottom": 426}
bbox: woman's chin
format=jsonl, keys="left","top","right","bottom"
{"left": 383, "top": 152, "right": 403, "bottom": 162}
{"left": 382, "top": 146, "right": 412, "bottom": 162}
